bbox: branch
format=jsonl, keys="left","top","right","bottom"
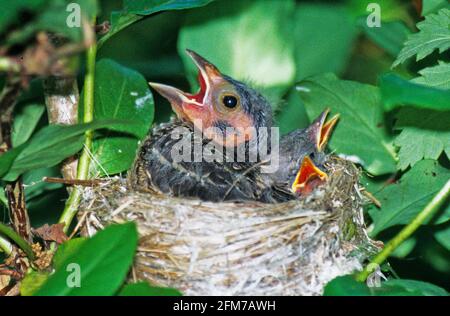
{"left": 0, "top": 235, "right": 13, "bottom": 256}
{"left": 5, "top": 181, "right": 32, "bottom": 243}
{"left": 58, "top": 28, "right": 97, "bottom": 234}
{"left": 0, "top": 222, "right": 35, "bottom": 260}
{"left": 357, "top": 179, "right": 450, "bottom": 281}
{"left": 43, "top": 76, "right": 79, "bottom": 180}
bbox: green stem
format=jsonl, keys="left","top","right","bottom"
{"left": 0, "top": 57, "right": 21, "bottom": 73}
{"left": 0, "top": 222, "right": 35, "bottom": 259}
{"left": 357, "top": 179, "right": 450, "bottom": 282}
{"left": 58, "top": 33, "right": 97, "bottom": 234}
{"left": 0, "top": 235, "right": 13, "bottom": 256}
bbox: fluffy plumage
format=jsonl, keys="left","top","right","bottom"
{"left": 130, "top": 50, "right": 336, "bottom": 203}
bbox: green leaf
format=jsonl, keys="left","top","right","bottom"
{"left": 178, "top": 0, "right": 296, "bottom": 102}
{"left": 360, "top": 20, "right": 410, "bottom": 57}
{"left": 390, "top": 237, "right": 417, "bottom": 258}
{"left": 12, "top": 103, "right": 45, "bottom": 147}
{"left": 297, "top": 73, "right": 397, "bottom": 175}
{"left": 5, "top": 0, "right": 98, "bottom": 46}
{"left": 324, "top": 275, "right": 449, "bottom": 296}
{"left": 23, "top": 167, "right": 63, "bottom": 200}
{"left": 53, "top": 238, "right": 87, "bottom": 269}
{"left": 35, "top": 222, "right": 138, "bottom": 296}
{"left": 1, "top": 119, "right": 141, "bottom": 181}
{"left": 20, "top": 270, "right": 50, "bottom": 296}
{"left": 124, "top": 0, "right": 214, "bottom": 15}
{"left": 422, "top": 0, "right": 450, "bottom": 15}
{"left": 98, "top": 0, "right": 213, "bottom": 48}
{"left": 412, "top": 61, "right": 450, "bottom": 89}
{"left": 380, "top": 74, "right": 450, "bottom": 112}
{"left": 421, "top": 230, "right": 450, "bottom": 273}
{"left": 369, "top": 160, "right": 450, "bottom": 236}
{"left": 347, "top": 0, "right": 411, "bottom": 22}
{"left": 0, "top": 187, "right": 7, "bottom": 207}
{"left": 0, "top": 142, "right": 27, "bottom": 179}
{"left": 118, "top": 282, "right": 181, "bottom": 296}
{"left": 359, "top": 172, "right": 393, "bottom": 196}
{"left": 99, "top": 12, "right": 142, "bottom": 49}
{"left": 275, "top": 89, "right": 310, "bottom": 135}
{"left": 393, "top": 8, "right": 450, "bottom": 67}
{"left": 380, "top": 279, "right": 448, "bottom": 296}
{"left": 394, "top": 108, "right": 450, "bottom": 170}
{"left": 390, "top": 64, "right": 450, "bottom": 169}
{"left": 86, "top": 59, "right": 154, "bottom": 176}
{"left": 294, "top": 4, "right": 357, "bottom": 80}
{"left": 0, "top": 0, "right": 47, "bottom": 34}
{"left": 434, "top": 224, "right": 450, "bottom": 251}
{"left": 324, "top": 275, "right": 371, "bottom": 296}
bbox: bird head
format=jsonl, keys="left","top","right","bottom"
{"left": 290, "top": 109, "right": 339, "bottom": 196}
{"left": 149, "top": 49, "right": 272, "bottom": 147}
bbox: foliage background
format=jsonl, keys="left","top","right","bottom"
{"left": 0, "top": 0, "right": 449, "bottom": 295}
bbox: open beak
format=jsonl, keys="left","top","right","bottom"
{"left": 291, "top": 109, "right": 338, "bottom": 195}
{"left": 148, "top": 82, "right": 187, "bottom": 118}
{"left": 185, "top": 49, "right": 222, "bottom": 95}
{"left": 149, "top": 49, "right": 222, "bottom": 121}
{"left": 308, "top": 108, "right": 339, "bottom": 152}
{"left": 291, "top": 156, "right": 328, "bottom": 196}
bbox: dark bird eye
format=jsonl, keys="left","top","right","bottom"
{"left": 222, "top": 95, "right": 238, "bottom": 108}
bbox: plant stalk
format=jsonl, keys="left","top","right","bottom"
{"left": 357, "top": 179, "right": 450, "bottom": 281}
{"left": 58, "top": 32, "right": 97, "bottom": 234}
{"left": 0, "top": 222, "right": 34, "bottom": 259}
{"left": 0, "top": 57, "right": 21, "bottom": 73}
{"left": 0, "top": 235, "right": 13, "bottom": 256}
{"left": 43, "top": 77, "right": 80, "bottom": 180}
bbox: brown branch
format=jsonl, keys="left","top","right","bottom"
{"left": 43, "top": 177, "right": 105, "bottom": 187}
{"left": 43, "top": 76, "right": 79, "bottom": 180}
{"left": 5, "top": 182, "right": 32, "bottom": 244}
{"left": 0, "top": 269, "right": 22, "bottom": 280}
{"left": 95, "top": 21, "right": 111, "bottom": 35}
{"left": 0, "top": 283, "right": 15, "bottom": 296}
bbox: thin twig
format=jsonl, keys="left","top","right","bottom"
{"left": 357, "top": 179, "right": 450, "bottom": 281}
{"left": 68, "top": 211, "right": 88, "bottom": 239}
{"left": 0, "top": 269, "right": 21, "bottom": 279}
{"left": 43, "top": 177, "right": 105, "bottom": 187}
{"left": 361, "top": 189, "right": 382, "bottom": 208}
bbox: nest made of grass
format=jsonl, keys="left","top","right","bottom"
{"left": 78, "top": 157, "right": 379, "bottom": 295}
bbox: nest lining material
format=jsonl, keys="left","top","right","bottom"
{"left": 79, "top": 157, "right": 379, "bottom": 296}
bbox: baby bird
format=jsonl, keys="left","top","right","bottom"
{"left": 271, "top": 109, "right": 339, "bottom": 196}
{"left": 130, "top": 50, "right": 338, "bottom": 203}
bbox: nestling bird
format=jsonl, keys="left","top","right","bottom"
{"left": 130, "top": 50, "right": 338, "bottom": 203}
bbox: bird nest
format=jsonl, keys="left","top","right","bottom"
{"left": 78, "top": 156, "right": 379, "bottom": 295}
